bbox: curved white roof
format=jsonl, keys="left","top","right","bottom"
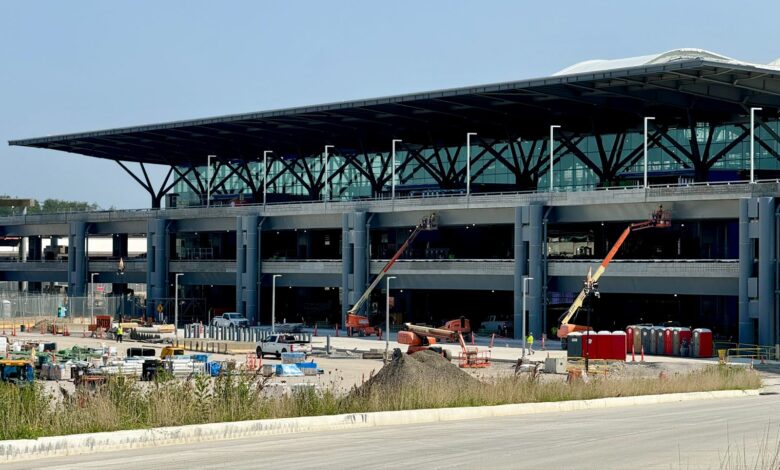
{"left": 553, "top": 48, "right": 779, "bottom": 76}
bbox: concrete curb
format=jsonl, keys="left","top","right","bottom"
{"left": 0, "top": 389, "right": 759, "bottom": 463}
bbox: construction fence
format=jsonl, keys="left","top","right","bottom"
{"left": 0, "top": 292, "right": 143, "bottom": 325}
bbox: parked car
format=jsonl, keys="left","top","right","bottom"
{"left": 256, "top": 334, "right": 312, "bottom": 359}
{"left": 211, "top": 312, "right": 249, "bottom": 327}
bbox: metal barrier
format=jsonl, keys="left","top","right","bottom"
{"left": 723, "top": 346, "right": 777, "bottom": 363}
{"left": 183, "top": 324, "right": 311, "bottom": 343}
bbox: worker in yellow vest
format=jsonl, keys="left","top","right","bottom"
{"left": 116, "top": 324, "right": 124, "bottom": 343}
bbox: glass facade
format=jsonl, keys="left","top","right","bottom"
{"left": 172, "top": 120, "right": 780, "bottom": 206}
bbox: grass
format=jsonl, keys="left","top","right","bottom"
{"left": 0, "top": 365, "right": 761, "bottom": 441}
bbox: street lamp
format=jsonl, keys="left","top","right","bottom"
{"left": 90, "top": 272, "right": 98, "bottom": 325}
{"left": 466, "top": 133, "right": 477, "bottom": 196}
{"left": 643, "top": 117, "right": 655, "bottom": 188}
{"left": 549, "top": 125, "right": 561, "bottom": 192}
{"left": 324, "top": 145, "right": 335, "bottom": 201}
{"left": 263, "top": 150, "right": 272, "bottom": 206}
{"left": 750, "top": 107, "right": 763, "bottom": 183}
{"left": 522, "top": 276, "right": 533, "bottom": 357}
{"left": 174, "top": 273, "right": 183, "bottom": 339}
{"left": 391, "top": 139, "right": 402, "bottom": 199}
{"left": 206, "top": 155, "right": 216, "bottom": 207}
{"left": 272, "top": 274, "right": 282, "bottom": 333}
{"left": 386, "top": 276, "right": 397, "bottom": 355}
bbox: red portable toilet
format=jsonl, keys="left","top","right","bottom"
{"left": 596, "top": 331, "right": 611, "bottom": 360}
{"left": 692, "top": 328, "right": 713, "bottom": 358}
{"left": 612, "top": 331, "right": 627, "bottom": 361}
{"left": 626, "top": 326, "right": 635, "bottom": 353}
{"left": 663, "top": 328, "right": 674, "bottom": 355}
{"left": 678, "top": 327, "right": 692, "bottom": 357}
{"left": 582, "top": 331, "right": 594, "bottom": 359}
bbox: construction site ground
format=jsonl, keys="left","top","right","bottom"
{"left": 7, "top": 326, "right": 770, "bottom": 398}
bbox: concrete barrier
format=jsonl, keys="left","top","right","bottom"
{"left": 0, "top": 389, "right": 759, "bottom": 463}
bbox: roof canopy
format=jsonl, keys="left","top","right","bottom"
{"left": 10, "top": 49, "right": 780, "bottom": 166}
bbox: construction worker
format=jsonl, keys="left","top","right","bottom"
{"left": 526, "top": 332, "right": 534, "bottom": 354}
{"left": 116, "top": 324, "right": 123, "bottom": 343}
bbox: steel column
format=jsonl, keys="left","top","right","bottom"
{"left": 68, "top": 221, "right": 87, "bottom": 298}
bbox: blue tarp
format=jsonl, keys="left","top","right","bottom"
{"left": 275, "top": 364, "right": 304, "bottom": 377}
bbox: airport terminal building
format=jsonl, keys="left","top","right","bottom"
{"left": 4, "top": 49, "right": 780, "bottom": 346}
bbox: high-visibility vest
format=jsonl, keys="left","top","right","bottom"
{"left": 117, "top": 326, "right": 123, "bottom": 335}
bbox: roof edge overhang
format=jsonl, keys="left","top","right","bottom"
{"left": 11, "top": 58, "right": 780, "bottom": 148}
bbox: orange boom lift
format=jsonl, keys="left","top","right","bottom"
{"left": 557, "top": 206, "right": 671, "bottom": 346}
{"left": 345, "top": 214, "right": 438, "bottom": 336}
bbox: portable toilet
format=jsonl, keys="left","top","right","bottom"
{"left": 629, "top": 326, "right": 642, "bottom": 353}
{"left": 594, "top": 331, "right": 611, "bottom": 360}
{"left": 678, "top": 327, "right": 692, "bottom": 357}
{"left": 568, "top": 332, "right": 583, "bottom": 357}
{"left": 625, "top": 326, "right": 635, "bottom": 353}
{"left": 641, "top": 327, "right": 653, "bottom": 355}
{"left": 654, "top": 327, "right": 665, "bottom": 355}
{"left": 663, "top": 328, "right": 674, "bottom": 355}
{"left": 692, "top": 328, "right": 713, "bottom": 358}
{"left": 611, "top": 331, "right": 627, "bottom": 361}
{"left": 649, "top": 327, "right": 658, "bottom": 355}
{"left": 582, "top": 332, "right": 595, "bottom": 359}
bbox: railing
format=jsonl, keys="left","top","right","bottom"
{"left": 1, "top": 179, "right": 777, "bottom": 224}
{"left": 183, "top": 323, "right": 311, "bottom": 343}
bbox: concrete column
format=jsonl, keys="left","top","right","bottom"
{"left": 235, "top": 217, "right": 245, "bottom": 314}
{"left": 146, "top": 219, "right": 168, "bottom": 319}
{"left": 68, "top": 221, "right": 87, "bottom": 298}
{"left": 353, "top": 211, "right": 367, "bottom": 316}
{"left": 243, "top": 215, "right": 259, "bottom": 326}
{"left": 513, "top": 207, "right": 527, "bottom": 340}
{"left": 528, "top": 204, "right": 543, "bottom": 337}
{"left": 341, "top": 213, "right": 353, "bottom": 326}
{"left": 112, "top": 234, "right": 128, "bottom": 295}
{"left": 758, "top": 197, "right": 776, "bottom": 346}
{"left": 738, "top": 199, "right": 753, "bottom": 344}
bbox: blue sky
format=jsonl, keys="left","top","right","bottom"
{"left": 2, "top": 1, "right": 779, "bottom": 208}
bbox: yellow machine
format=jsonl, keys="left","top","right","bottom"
{"left": 160, "top": 346, "right": 185, "bottom": 359}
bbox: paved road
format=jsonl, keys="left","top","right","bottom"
{"left": 9, "top": 392, "right": 780, "bottom": 470}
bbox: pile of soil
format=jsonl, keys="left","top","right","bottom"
{"left": 354, "top": 350, "right": 480, "bottom": 396}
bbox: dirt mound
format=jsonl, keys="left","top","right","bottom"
{"left": 354, "top": 350, "right": 479, "bottom": 397}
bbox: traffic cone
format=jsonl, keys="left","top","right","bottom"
{"left": 11, "top": 323, "right": 16, "bottom": 337}
{"left": 541, "top": 335, "right": 546, "bottom": 351}
{"left": 489, "top": 333, "right": 495, "bottom": 349}
{"left": 471, "top": 332, "right": 475, "bottom": 345}
{"left": 63, "top": 325, "right": 70, "bottom": 337}
{"left": 640, "top": 345, "right": 645, "bottom": 362}
{"left": 313, "top": 324, "right": 318, "bottom": 337}
{"left": 631, "top": 347, "right": 636, "bottom": 363}
{"left": 335, "top": 324, "right": 339, "bottom": 337}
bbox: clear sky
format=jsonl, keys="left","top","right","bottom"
{"left": 2, "top": 1, "right": 779, "bottom": 209}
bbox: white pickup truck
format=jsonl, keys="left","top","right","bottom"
{"left": 256, "top": 334, "right": 312, "bottom": 359}
{"left": 211, "top": 312, "right": 249, "bottom": 327}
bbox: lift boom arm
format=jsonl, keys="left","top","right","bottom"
{"left": 557, "top": 207, "right": 670, "bottom": 334}
{"left": 348, "top": 214, "right": 437, "bottom": 315}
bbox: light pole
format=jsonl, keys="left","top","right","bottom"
{"left": 750, "top": 107, "right": 762, "bottom": 183}
{"left": 90, "top": 272, "right": 98, "bottom": 325}
{"left": 385, "top": 276, "right": 397, "bottom": 355}
{"left": 174, "top": 273, "right": 183, "bottom": 339}
{"left": 263, "top": 150, "right": 272, "bottom": 206}
{"left": 272, "top": 274, "right": 282, "bottom": 333}
{"left": 466, "top": 133, "right": 477, "bottom": 196}
{"left": 391, "top": 139, "right": 402, "bottom": 199}
{"left": 206, "top": 155, "right": 216, "bottom": 207}
{"left": 324, "top": 145, "right": 335, "bottom": 201}
{"left": 522, "top": 276, "right": 533, "bottom": 357}
{"left": 643, "top": 117, "right": 655, "bottom": 188}
{"left": 549, "top": 125, "right": 561, "bottom": 192}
